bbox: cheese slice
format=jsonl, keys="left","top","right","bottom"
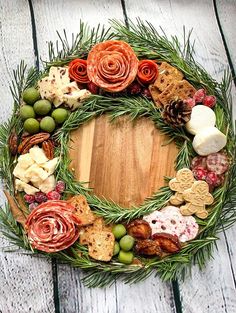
{"left": 29, "top": 146, "right": 48, "bottom": 164}
{"left": 192, "top": 126, "right": 227, "bottom": 156}
{"left": 15, "top": 179, "right": 39, "bottom": 195}
{"left": 38, "top": 175, "right": 56, "bottom": 193}
{"left": 63, "top": 89, "right": 91, "bottom": 110}
{"left": 185, "top": 105, "right": 216, "bottom": 135}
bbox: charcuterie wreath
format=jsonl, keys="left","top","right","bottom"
{"left": 0, "top": 20, "right": 236, "bottom": 288}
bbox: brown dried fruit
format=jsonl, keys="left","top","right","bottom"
{"left": 127, "top": 219, "right": 152, "bottom": 239}
{"left": 135, "top": 239, "right": 162, "bottom": 256}
{"left": 152, "top": 233, "right": 181, "bottom": 253}
{"left": 18, "top": 132, "right": 50, "bottom": 154}
{"left": 42, "top": 140, "right": 54, "bottom": 159}
{"left": 8, "top": 132, "right": 18, "bottom": 155}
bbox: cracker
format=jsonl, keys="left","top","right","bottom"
{"left": 88, "top": 231, "right": 115, "bottom": 262}
{"left": 149, "top": 84, "right": 162, "bottom": 107}
{"left": 68, "top": 195, "right": 96, "bottom": 226}
{"left": 154, "top": 62, "right": 184, "bottom": 92}
{"left": 158, "top": 80, "right": 196, "bottom": 106}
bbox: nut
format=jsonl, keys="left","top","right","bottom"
{"left": 152, "top": 233, "right": 181, "bottom": 253}
{"left": 18, "top": 132, "right": 50, "bottom": 154}
{"left": 8, "top": 132, "right": 18, "bottom": 155}
{"left": 135, "top": 239, "right": 162, "bottom": 256}
{"left": 127, "top": 219, "right": 152, "bottom": 239}
{"left": 42, "top": 140, "right": 54, "bottom": 159}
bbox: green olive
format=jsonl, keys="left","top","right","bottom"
{"left": 51, "top": 108, "right": 69, "bottom": 124}
{"left": 118, "top": 250, "right": 134, "bottom": 265}
{"left": 22, "top": 87, "right": 40, "bottom": 105}
{"left": 119, "top": 235, "right": 135, "bottom": 251}
{"left": 40, "top": 116, "right": 56, "bottom": 133}
{"left": 34, "top": 100, "right": 52, "bottom": 115}
{"left": 23, "top": 118, "right": 40, "bottom": 134}
{"left": 113, "top": 242, "right": 120, "bottom": 256}
{"left": 20, "top": 105, "right": 35, "bottom": 120}
{"left": 112, "top": 224, "right": 127, "bottom": 240}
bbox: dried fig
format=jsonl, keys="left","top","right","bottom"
{"left": 127, "top": 219, "right": 152, "bottom": 239}
{"left": 135, "top": 239, "right": 162, "bottom": 256}
{"left": 152, "top": 233, "right": 181, "bottom": 253}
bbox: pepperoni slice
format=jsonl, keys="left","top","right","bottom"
{"left": 25, "top": 200, "right": 81, "bottom": 253}
{"left": 87, "top": 40, "right": 139, "bottom": 92}
{"left": 206, "top": 152, "right": 229, "bottom": 175}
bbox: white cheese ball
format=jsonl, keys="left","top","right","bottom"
{"left": 185, "top": 105, "right": 216, "bottom": 135}
{"left": 192, "top": 126, "right": 227, "bottom": 156}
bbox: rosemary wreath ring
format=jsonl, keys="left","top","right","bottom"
{"left": 0, "top": 20, "right": 236, "bottom": 288}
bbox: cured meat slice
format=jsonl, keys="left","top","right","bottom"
{"left": 206, "top": 152, "right": 229, "bottom": 175}
{"left": 87, "top": 40, "right": 139, "bottom": 92}
{"left": 25, "top": 200, "right": 81, "bottom": 253}
{"left": 191, "top": 156, "right": 207, "bottom": 169}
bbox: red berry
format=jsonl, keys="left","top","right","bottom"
{"left": 192, "top": 167, "right": 208, "bottom": 180}
{"left": 47, "top": 190, "right": 61, "bottom": 200}
{"left": 193, "top": 89, "right": 206, "bottom": 103}
{"left": 35, "top": 192, "right": 48, "bottom": 203}
{"left": 24, "top": 194, "right": 36, "bottom": 204}
{"left": 87, "top": 81, "right": 99, "bottom": 94}
{"left": 127, "top": 82, "right": 142, "bottom": 95}
{"left": 29, "top": 202, "right": 38, "bottom": 211}
{"left": 184, "top": 97, "right": 195, "bottom": 108}
{"left": 203, "top": 95, "right": 216, "bottom": 108}
{"left": 141, "top": 88, "right": 152, "bottom": 99}
{"left": 205, "top": 171, "right": 219, "bottom": 186}
{"left": 55, "top": 181, "right": 66, "bottom": 193}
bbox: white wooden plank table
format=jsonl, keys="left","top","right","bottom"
{"left": 0, "top": 1, "right": 235, "bottom": 312}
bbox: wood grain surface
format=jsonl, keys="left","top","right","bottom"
{"left": 69, "top": 115, "right": 177, "bottom": 207}
{"left": 0, "top": 1, "right": 235, "bottom": 313}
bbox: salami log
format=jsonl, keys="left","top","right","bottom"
{"left": 25, "top": 200, "right": 81, "bottom": 253}
{"left": 87, "top": 40, "right": 139, "bottom": 92}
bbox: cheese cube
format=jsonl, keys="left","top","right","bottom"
{"left": 13, "top": 163, "right": 30, "bottom": 183}
{"left": 61, "top": 82, "right": 79, "bottom": 94}
{"left": 41, "top": 157, "right": 58, "bottom": 175}
{"left": 17, "top": 153, "right": 35, "bottom": 169}
{"left": 38, "top": 175, "right": 56, "bottom": 193}
{"left": 25, "top": 164, "right": 49, "bottom": 183}
{"left": 15, "top": 179, "right": 39, "bottom": 195}
{"left": 29, "top": 146, "right": 48, "bottom": 164}
{"left": 49, "top": 66, "right": 70, "bottom": 87}
{"left": 63, "top": 89, "right": 91, "bottom": 110}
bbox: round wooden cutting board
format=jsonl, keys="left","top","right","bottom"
{"left": 69, "top": 115, "right": 178, "bottom": 208}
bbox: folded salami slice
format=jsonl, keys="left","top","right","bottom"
{"left": 206, "top": 152, "right": 229, "bottom": 175}
{"left": 87, "top": 40, "right": 139, "bottom": 92}
{"left": 25, "top": 200, "right": 81, "bottom": 253}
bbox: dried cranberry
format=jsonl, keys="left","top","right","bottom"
{"left": 87, "top": 81, "right": 99, "bottom": 94}
{"left": 193, "top": 89, "right": 206, "bottom": 103}
{"left": 184, "top": 97, "right": 195, "bottom": 108}
{"left": 203, "top": 95, "right": 216, "bottom": 108}
{"left": 127, "top": 82, "right": 142, "bottom": 95}
{"left": 24, "top": 194, "right": 36, "bottom": 204}
{"left": 141, "top": 88, "right": 152, "bottom": 99}
{"left": 55, "top": 181, "right": 66, "bottom": 193}
{"left": 47, "top": 191, "right": 61, "bottom": 200}
{"left": 35, "top": 192, "right": 48, "bottom": 203}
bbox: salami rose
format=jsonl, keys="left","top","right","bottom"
{"left": 87, "top": 40, "right": 139, "bottom": 92}
{"left": 137, "top": 60, "right": 159, "bottom": 85}
{"left": 25, "top": 200, "right": 81, "bottom": 253}
{"left": 69, "top": 59, "right": 89, "bottom": 83}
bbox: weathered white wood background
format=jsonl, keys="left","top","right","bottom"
{"left": 0, "top": 0, "right": 235, "bottom": 312}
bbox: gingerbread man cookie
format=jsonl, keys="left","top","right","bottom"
{"left": 169, "top": 168, "right": 195, "bottom": 205}
{"left": 180, "top": 181, "right": 214, "bottom": 219}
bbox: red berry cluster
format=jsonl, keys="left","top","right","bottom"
{"left": 185, "top": 89, "right": 216, "bottom": 109}
{"left": 24, "top": 181, "right": 66, "bottom": 210}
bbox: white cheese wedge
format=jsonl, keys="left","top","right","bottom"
{"left": 17, "top": 153, "right": 35, "bottom": 169}
{"left": 13, "top": 163, "right": 30, "bottom": 183}
{"left": 15, "top": 179, "right": 39, "bottom": 195}
{"left": 185, "top": 105, "right": 216, "bottom": 135}
{"left": 29, "top": 146, "right": 48, "bottom": 164}
{"left": 38, "top": 175, "right": 56, "bottom": 193}
{"left": 49, "top": 66, "right": 70, "bottom": 87}
{"left": 25, "top": 164, "right": 49, "bottom": 183}
{"left": 192, "top": 126, "right": 227, "bottom": 156}
{"left": 63, "top": 89, "right": 91, "bottom": 110}
{"left": 41, "top": 157, "right": 58, "bottom": 175}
